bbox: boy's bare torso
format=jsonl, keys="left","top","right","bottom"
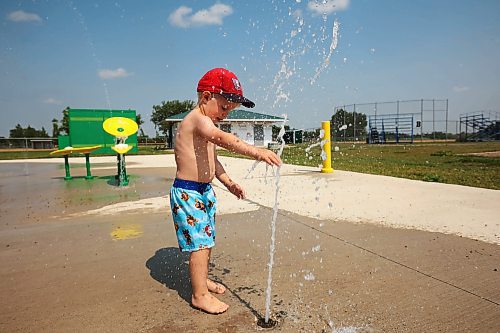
{"left": 174, "top": 109, "right": 216, "bottom": 183}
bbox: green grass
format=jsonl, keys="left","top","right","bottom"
{"left": 219, "top": 141, "right": 500, "bottom": 190}
{"left": 2, "top": 142, "right": 499, "bottom": 190}
{"left": 279, "top": 141, "right": 500, "bottom": 190}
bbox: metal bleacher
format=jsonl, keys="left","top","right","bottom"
{"left": 368, "top": 113, "right": 414, "bottom": 144}
{"left": 459, "top": 112, "right": 500, "bottom": 141}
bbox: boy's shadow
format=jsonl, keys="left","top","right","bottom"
{"left": 146, "top": 247, "right": 267, "bottom": 322}
{"left": 145, "top": 247, "right": 191, "bottom": 303}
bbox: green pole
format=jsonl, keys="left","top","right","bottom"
{"left": 84, "top": 153, "right": 94, "bottom": 179}
{"left": 64, "top": 155, "right": 72, "bottom": 180}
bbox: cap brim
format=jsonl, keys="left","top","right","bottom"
{"left": 220, "top": 93, "right": 255, "bottom": 108}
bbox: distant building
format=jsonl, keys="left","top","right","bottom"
{"left": 164, "top": 109, "right": 285, "bottom": 148}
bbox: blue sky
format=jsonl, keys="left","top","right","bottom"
{"left": 1, "top": 0, "right": 499, "bottom": 137}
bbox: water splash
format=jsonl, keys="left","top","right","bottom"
{"left": 305, "top": 129, "right": 325, "bottom": 152}
{"left": 324, "top": 305, "right": 365, "bottom": 333}
{"left": 260, "top": 3, "right": 343, "bottom": 324}
{"left": 304, "top": 128, "right": 328, "bottom": 162}
{"left": 320, "top": 129, "right": 328, "bottom": 161}
{"left": 332, "top": 327, "right": 362, "bottom": 333}
{"left": 311, "top": 19, "right": 340, "bottom": 85}
{"left": 244, "top": 160, "right": 260, "bottom": 179}
{"left": 264, "top": 114, "right": 287, "bottom": 323}
{"left": 264, "top": 164, "right": 270, "bottom": 184}
{"left": 304, "top": 271, "right": 315, "bottom": 281}
{"left": 119, "top": 154, "right": 125, "bottom": 186}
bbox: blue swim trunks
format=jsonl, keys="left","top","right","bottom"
{"left": 170, "top": 178, "right": 217, "bottom": 252}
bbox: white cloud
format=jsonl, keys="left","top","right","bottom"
{"left": 168, "top": 3, "right": 233, "bottom": 28}
{"left": 7, "top": 10, "right": 42, "bottom": 23}
{"left": 168, "top": 6, "right": 192, "bottom": 28}
{"left": 43, "top": 98, "right": 62, "bottom": 105}
{"left": 307, "top": 0, "right": 350, "bottom": 15}
{"left": 453, "top": 86, "right": 470, "bottom": 93}
{"left": 98, "top": 68, "right": 132, "bottom": 80}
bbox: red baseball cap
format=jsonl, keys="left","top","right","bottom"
{"left": 197, "top": 68, "right": 255, "bottom": 108}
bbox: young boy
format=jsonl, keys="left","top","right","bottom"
{"left": 170, "top": 68, "right": 281, "bottom": 314}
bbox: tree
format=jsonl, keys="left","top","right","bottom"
{"left": 9, "top": 124, "right": 50, "bottom": 138}
{"left": 9, "top": 124, "right": 24, "bottom": 138}
{"left": 136, "top": 113, "right": 145, "bottom": 137}
{"left": 52, "top": 118, "right": 60, "bottom": 138}
{"left": 151, "top": 100, "right": 195, "bottom": 136}
{"left": 59, "top": 106, "right": 70, "bottom": 135}
{"left": 330, "top": 108, "right": 367, "bottom": 141}
{"left": 39, "top": 127, "right": 49, "bottom": 137}
{"left": 24, "top": 125, "right": 37, "bottom": 137}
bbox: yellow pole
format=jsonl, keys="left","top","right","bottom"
{"left": 321, "top": 121, "right": 334, "bottom": 173}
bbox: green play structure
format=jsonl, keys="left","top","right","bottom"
{"left": 57, "top": 109, "right": 138, "bottom": 155}
{"left": 53, "top": 109, "right": 139, "bottom": 186}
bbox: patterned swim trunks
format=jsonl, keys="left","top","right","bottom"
{"left": 170, "top": 178, "right": 217, "bottom": 252}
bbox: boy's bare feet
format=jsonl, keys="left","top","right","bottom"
{"left": 207, "top": 278, "right": 226, "bottom": 294}
{"left": 192, "top": 293, "right": 229, "bottom": 314}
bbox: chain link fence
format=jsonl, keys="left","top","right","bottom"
{"left": 333, "top": 99, "right": 453, "bottom": 142}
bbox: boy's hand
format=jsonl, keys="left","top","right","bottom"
{"left": 256, "top": 148, "right": 282, "bottom": 167}
{"left": 228, "top": 182, "right": 246, "bottom": 200}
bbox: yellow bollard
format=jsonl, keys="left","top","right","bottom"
{"left": 321, "top": 121, "right": 334, "bottom": 173}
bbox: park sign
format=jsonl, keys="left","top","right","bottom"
{"left": 57, "top": 108, "right": 138, "bottom": 155}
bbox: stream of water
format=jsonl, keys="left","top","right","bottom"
{"left": 257, "top": 10, "right": 341, "bottom": 323}
{"left": 264, "top": 117, "right": 287, "bottom": 323}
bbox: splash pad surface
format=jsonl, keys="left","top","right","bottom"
{"left": 0, "top": 156, "right": 499, "bottom": 332}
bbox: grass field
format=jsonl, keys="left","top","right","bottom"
{"left": 219, "top": 141, "right": 500, "bottom": 190}
{"left": 1, "top": 142, "right": 499, "bottom": 190}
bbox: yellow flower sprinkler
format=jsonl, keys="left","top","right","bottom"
{"left": 50, "top": 145, "right": 102, "bottom": 180}
{"left": 102, "top": 117, "right": 138, "bottom": 186}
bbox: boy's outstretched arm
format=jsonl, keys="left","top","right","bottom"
{"left": 197, "top": 116, "right": 282, "bottom": 167}
{"left": 215, "top": 156, "right": 246, "bottom": 199}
